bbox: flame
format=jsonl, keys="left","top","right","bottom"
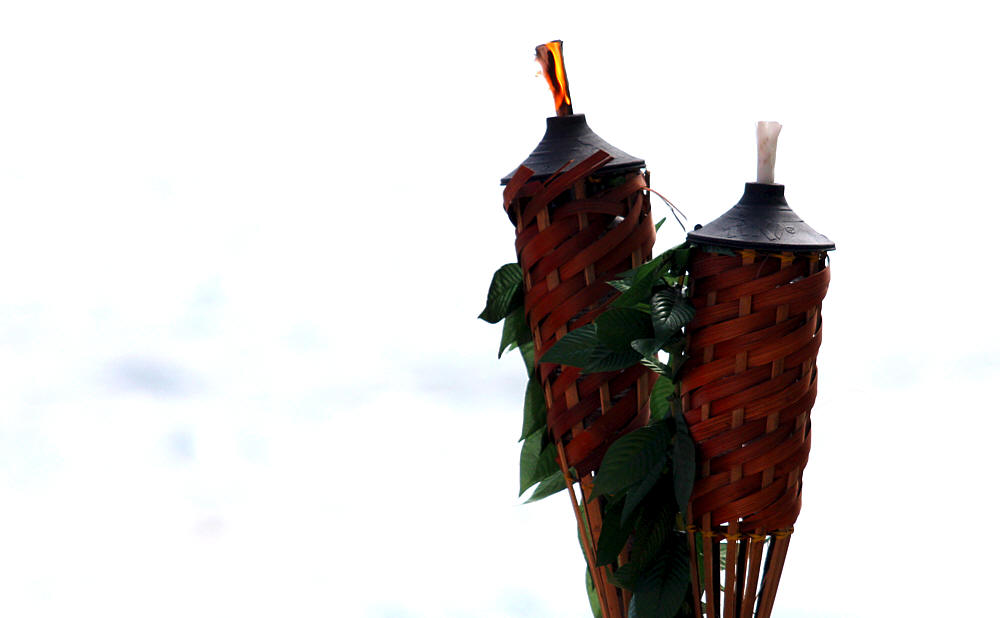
{"left": 535, "top": 41, "right": 573, "bottom": 116}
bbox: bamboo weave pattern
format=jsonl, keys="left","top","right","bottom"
{"left": 503, "top": 150, "right": 659, "bottom": 618}
{"left": 679, "top": 247, "right": 830, "bottom": 618}
{"left": 503, "top": 150, "right": 658, "bottom": 477}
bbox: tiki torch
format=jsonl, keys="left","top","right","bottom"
{"left": 680, "top": 122, "right": 834, "bottom": 618}
{"left": 501, "top": 41, "right": 657, "bottom": 618}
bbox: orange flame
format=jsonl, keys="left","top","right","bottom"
{"left": 535, "top": 41, "right": 573, "bottom": 116}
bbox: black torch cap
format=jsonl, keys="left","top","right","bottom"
{"left": 500, "top": 114, "right": 645, "bottom": 186}
{"left": 687, "top": 182, "right": 835, "bottom": 252}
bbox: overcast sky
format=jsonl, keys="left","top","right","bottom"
{"left": 1, "top": 1, "right": 998, "bottom": 616}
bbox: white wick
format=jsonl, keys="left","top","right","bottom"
{"left": 756, "top": 121, "right": 782, "bottom": 184}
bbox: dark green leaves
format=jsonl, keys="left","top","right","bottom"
{"left": 672, "top": 414, "right": 696, "bottom": 510}
{"left": 480, "top": 241, "right": 699, "bottom": 612}
{"left": 612, "top": 254, "right": 670, "bottom": 309}
{"left": 585, "top": 566, "right": 603, "bottom": 618}
{"left": 540, "top": 323, "right": 643, "bottom": 374}
{"left": 479, "top": 264, "right": 523, "bottom": 324}
{"left": 498, "top": 306, "right": 531, "bottom": 358}
{"left": 629, "top": 480, "right": 677, "bottom": 568}
{"left": 648, "top": 379, "right": 674, "bottom": 423}
{"left": 596, "top": 309, "right": 653, "bottom": 351}
{"left": 541, "top": 309, "right": 652, "bottom": 373}
{"left": 525, "top": 470, "right": 566, "bottom": 503}
{"left": 592, "top": 422, "right": 672, "bottom": 498}
{"left": 520, "top": 377, "right": 546, "bottom": 440}
{"left": 519, "top": 428, "right": 559, "bottom": 496}
{"left": 651, "top": 289, "right": 694, "bottom": 342}
{"left": 627, "top": 538, "right": 691, "bottom": 618}
{"left": 519, "top": 341, "right": 535, "bottom": 374}
{"left": 638, "top": 356, "right": 672, "bottom": 376}
{"left": 541, "top": 324, "right": 601, "bottom": 368}
{"left": 595, "top": 499, "right": 635, "bottom": 566}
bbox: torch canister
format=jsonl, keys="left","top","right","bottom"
{"left": 680, "top": 122, "right": 834, "bottom": 618}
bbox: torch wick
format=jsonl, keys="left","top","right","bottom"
{"left": 535, "top": 41, "right": 574, "bottom": 117}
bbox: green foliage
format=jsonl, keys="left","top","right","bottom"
{"left": 628, "top": 538, "right": 691, "bottom": 618}
{"left": 525, "top": 470, "right": 566, "bottom": 503}
{"left": 520, "top": 377, "right": 546, "bottom": 441}
{"left": 651, "top": 289, "right": 694, "bottom": 342}
{"left": 621, "top": 450, "right": 667, "bottom": 524}
{"left": 611, "top": 254, "right": 671, "bottom": 309}
{"left": 595, "top": 499, "right": 634, "bottom": 566}
{"left": 479, "top": 264, "right": 523, "bottom": 324}
{"left": 541, "top": 324, "right": 601, "bottom": 368}
{"left": 540, "top": 315, "right": 648, "bottom": 373}
{"left": 586, "top": 566, "right": 603, "bottom": 618}
{"left": 498, "top": 307, "right": 531, "bottom": 358}
{"left": 648, "top": 379, "right": 674, "bottom": 423}
{"left": 672, "top": 414, "right": 696, "bottom": 511}
{"left": 592, "top": 243, "right": 698, "bottom": 618}
{"left": 592, "top": 422, "right": 672, "bottom": 498}
{"left": 519, "top": 428, "right": 559, "bottom": 496}
{"left": 596, "top": 308, "right": 653, "bottom": 351}
{"left": 628, "top": 477, "right": 677, "bottom": 568}
{"left": 481, "top": 242, "right": 699, "bottom": 618}
{"left": 519, "top": 340, "right": 535, "bottom": 374}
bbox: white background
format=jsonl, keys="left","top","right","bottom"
{"left": 1, "top": 1, "right": 997, "bottom": 616}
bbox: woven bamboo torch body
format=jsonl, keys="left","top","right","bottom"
{"left": 681, "top": 181, "right": 833, "bottom": 618}
{"left": 502, "top": 113, "right": 658, "bottom": 617}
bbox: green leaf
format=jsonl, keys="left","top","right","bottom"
{"left": 629, "top": 479, "right": 677, "bottom": 568}
{"left": 648, "top": 378, "right": 674, "bottom": 423}
{"left": 607, "top": 279, "right": 632, "bottom": 293}
{"left": 498, "top": 308, "right": 531, "bottom": 358}
{"left": 612, "top": 256, "right": 669, "bottom": 309}
{"left": 595, "top": 499, "right": 634, "bottom": 566}
{"left": 638, "top": 356, "right": 671, "bottom": 376}
{"left": 653, "top": 217, "right": 667, "bottom": 232}
{"left": 520, "top": 376, "right": 547, "bottom": 441}
{"left": 650, "top": 288, "right": 679, "bottom": 341}
{"left": 612, "top": 265, "right": 641, "bottom": 284}
{"left": 525, "top": 470, "right": 566, "bottom": 503}
{"left": 593, "top": 422, "right": 672, "bottom": 497}
{"left": 519, "top": 341, "right": 535, "bottom": 374}
{"left": 621, "top": 452, "right": 668, "bottom": 523}
{"left": 582, "top": 347, "right": 643, "bottom": 374}
{"left": 596, "top": 308, "right": 653, "bottom": 352}
{"left": 628, "top": 538, "right": 691, "bottom": 618}
{"left": 672, "top": 416, "right": 696, "bottom": 511}
{"left": 540, "top": 324, "right": 600, "bottom": 368}
{"left": 665, "top": 353, "right": 688, "bottom": 381}
{"left": 630, "top": 338, "right": 659, "bottom": 357}
{"left": 610, "top": 559, "right": 642, "bottom": 591}
{"left": 479, "top": 264, "right": 523, "bottom": 324}
{"left": 586, "top": 566, "right": 603, "bottom": 618}
{"left": 662, "top": 298, "right": 695, "bottom": 336}
{"left": 661, "top": 244, "right": 692, "bottom": 278}
{"left": 519, "top": 429, "right": 559, "bottom": 495}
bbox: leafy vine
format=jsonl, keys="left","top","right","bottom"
{"left": 481, "top": 242, "right": 704, "bottom": 618}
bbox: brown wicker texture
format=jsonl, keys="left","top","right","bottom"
{"left": 679, "top": 247, "right": 830, "bottom": 618}
{"left": 503, "top": 150, "right": 658, "bottom": 618}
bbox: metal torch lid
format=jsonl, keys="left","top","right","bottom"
{"left": 687, "top": 182, "right": 836, "bottom": 252}
{"left": 500, "top": 114, "right": 645, "bottom": 186}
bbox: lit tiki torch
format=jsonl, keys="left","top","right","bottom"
{"left": 501, "top": 41, "right": 657, "bottom": 617}
{"left": 680, "top": 122, "right": 834, "bottom": 618}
